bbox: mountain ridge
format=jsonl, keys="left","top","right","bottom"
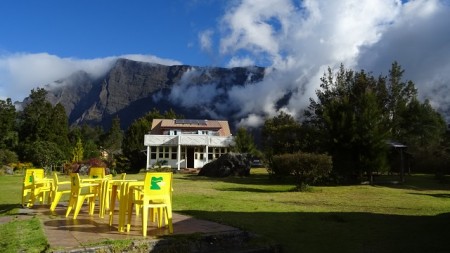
{"left": 44, "top": 58, "right": 266, "bottom": 130}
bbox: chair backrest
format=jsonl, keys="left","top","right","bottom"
{"left": 24, "top": 168, "right": 45, "bottom": 187}
{"left": 143, "top": 172, "right": 172, "bottom": 201}
{"left": 120, "top": 173, "right": 126, "bottom": 180}
{"left": 69, "top": 173, "right": 82, "bottom": 194}
{"left": 52, "top": 172, "right": 60, "bottom": 191}
{"left": 89, "top": 167, "right": 105, "bottom": 179}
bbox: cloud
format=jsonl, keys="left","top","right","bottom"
{"left": 213, "top": 0, "right": 404, "bottom": 127}
{"left": 199, "top": 29, "right": 214, "bottom": 53}
{"left": 197, "top": 0, "right": 450, "bottom": 126}
{"left": 358, "top": 0, "right": 450, "bottom": 119}
{"left": 0, "top": 53, "right": 181, "bottom": 102}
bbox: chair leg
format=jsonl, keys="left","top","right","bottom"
{"left": 126, "top": 201, "right": 134, "bottom": 232}
{"left": 50, "top": 192, "right": 63, "bottom": 211}
{"left": 142, "top": 206, "right": 148, "bottom": 237}
{"left": 65, "top": 196, "right": 75, "bottom": 217}
{"left": 88, "top": 197, "right": 96, "bottom": 215}
{"left": 166, "top": 205, "right": 173, "bottom": 233}
{"left": 73, "top": 196, "right": 86, "bottom": 219}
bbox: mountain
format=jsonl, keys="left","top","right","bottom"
{"left": 44, "top": 58, "right": 266, "bottom": 130}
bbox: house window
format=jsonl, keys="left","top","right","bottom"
{"left": 151, "top": 146, "right": 157, "bottom": 159}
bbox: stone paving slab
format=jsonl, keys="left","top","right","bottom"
{"left": 24, "top": 203, "right": 240, "bottom": 252}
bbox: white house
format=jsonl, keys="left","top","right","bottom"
{"left": 144, "top": 119, "right": 234, "bottom": 170}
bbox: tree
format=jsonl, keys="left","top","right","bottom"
{"left": 233, "top": 127, "right": 259, "bottom": 156}
{"left": 0, "top": 98, "right": 18, "bottom": 149}
{"left": 47, "top": 103, "right": 71, "bottom": 157}
{"left": 22, "top": 141, "right": 65, "bottom": 168}
{"left": 72, "top": 137, "right": 84, "bottom": 163}
{"left": 17, "top": 88, "right": 71, "bottom": 166}
{"left": 101, "top": 116, "right": 123, "bottom": 169}
{"left": 262, "top": 111, "right": 302, "bottom": 157}
{"left": 18, "top": 88, "right": 53, "bottom": 143}
{"left": 306, "top": 65, "right": 389, "bottom": 183}
{"left": 69, "top": 124, "right": 103, "bottom": 160}
{"left": 122, "top": 117, "right": 151, "bottom": 172}
{"left": 385, "top": 62, "right": 417, "bottom": 139}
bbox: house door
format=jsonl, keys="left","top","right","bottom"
{"left": 187, "top": 147, "right": 195, "bottom": 168}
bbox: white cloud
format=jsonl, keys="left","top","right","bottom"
{"left": 226, "top": 56, "right": 255, "bottom": 67}
{"left": 199, "top": 29, "right": 214, "bottom": 53}
{"left": 358, "top": 0, "right": 450, "bottom": 119}
{"left": 0, "top": 53, "right": 181, "bottom": 102}
{"left": 215, "top": 0, "right": 404, "bottom": 123}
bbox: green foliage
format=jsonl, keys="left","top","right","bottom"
{"left": 262, "top": 111, "right": 302, "bottom": 156}
{"left": 69, "top": 124, "right": 103, "bottom": 159}
{"left": 18, "top": 88, "right": 54, "bottom": 143}
{"left": 17, "top": 88, "right": 71, "bottom": 164}
{"left": 0, "top": 98, "right": 18, "bottom": 149}
{"left": 233, "top": 127, "right": 259, "bottom": 156}
{"left": 101, "top": 116, "right": 123, "bottom": 157}
{"left": 304, "top": 63, "right": 444, "bottom": 183}
{"left": 20, "top": 141, "right": 65, "bottom": 167}
{"left": 270, "top": 152, "right": 332, "bottom": 190}
{"left": 122, "top": 117, "right": 150, "bottom": 172}
{"left": 71, "top": 137, "right": 84, "bottom": 163}
{"left": 0, "top": 149, "right": 18, "bottom": 165}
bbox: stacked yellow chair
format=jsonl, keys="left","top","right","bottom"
{"left": 22, "top": 168, "right": 44, "bottom": 207}
{"left": 65, "top": 173, "right": 99, "bottom": 219}
{"left": 22, "top": 168, "right": 53, "bottom": 207}
{"left": 126, "top": 172, "right": 173, "bottom": 236}
{"left": 30, "top": 171, "right": 53, "bottom": 207}
{"left": 49, "top": 172, "right": 71, "bottom": 211}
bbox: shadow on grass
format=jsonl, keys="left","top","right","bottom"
{"left": 180, "top": 210, "right": 450, "bottom": 253}
{"left": 0, "top": 204, "right": 21, "bottom": 215}
{"left": 216, "top": 187, "right": 290, "bottom": 193}
{"left": 372, "top": 174, "right": 450, "bottom": 191}
{"left": 409, "top": 193, "right": 450, "bottom": 199}
{"left": 178, "top": 173, "right": 296, "bottom": 186}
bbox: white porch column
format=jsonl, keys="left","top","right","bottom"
{"left": 205, "top": 145, "right": 209, "bottom": 163}
{"left": 146, "top": 145, "right": 150, "bottom": 170}
{"left": 177, "top": 135, "right": 181, "bottom": 171}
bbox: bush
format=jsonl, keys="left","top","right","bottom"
{"left": 0, "top": 149, "right": 18, "bottom": 165}
{"left": 270, "top": 152, "right": 332, "bottom": 190}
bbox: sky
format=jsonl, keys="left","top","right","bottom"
{"left": 1, "top": 0, "right": 450, "bottom": 125}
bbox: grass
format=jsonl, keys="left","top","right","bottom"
{"left": 1, "top": 169, "right": 450, "bottom": 252}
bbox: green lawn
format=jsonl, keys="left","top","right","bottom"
{"left": 1, "top": 169, "right": 450, "bottom": 253}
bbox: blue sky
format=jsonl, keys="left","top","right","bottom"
{"left": 1, "top": 0, "right": 450, "bottom": 125}
{"left": 0, "top": 0, "right": 226, "bottom": 66}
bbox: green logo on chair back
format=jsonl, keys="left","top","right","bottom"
{"left": 92, "top": 175, "right": 98, "bottom": 179}
{"left": 29, "top": 175, "right": 33, "bottom": 183}
{"left": 150, "top": 177, "right": 163, "bottom": 190}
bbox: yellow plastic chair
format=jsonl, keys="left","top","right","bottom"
{"left": 101, "top": 173, "right": 126, "bottom": 217}
{"left": 22, "top": 168, "right": 44, "bottom": 207}
{"left": 126, "top": 172, "right": 173, "bottom": 236}
{"left": 82, "top": 166, "right": 106, "bottom": 201}
{"left": 50, "top": 172, "right": 71, "bottom": 211}
{"left": 88, "top": 167, "right": 106, "bottom": 179}
{"left": 65, "top": 173, "right": 99, "bottom": 219}
{"left": 28, "top": 169, "right": 53, "bottom": 207}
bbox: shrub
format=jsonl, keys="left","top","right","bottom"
{"left": 0, "top": 149, "right": 18, "bottom": 165}
{"left": 270, "top": 152, "right": 332, "bottom": 190}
